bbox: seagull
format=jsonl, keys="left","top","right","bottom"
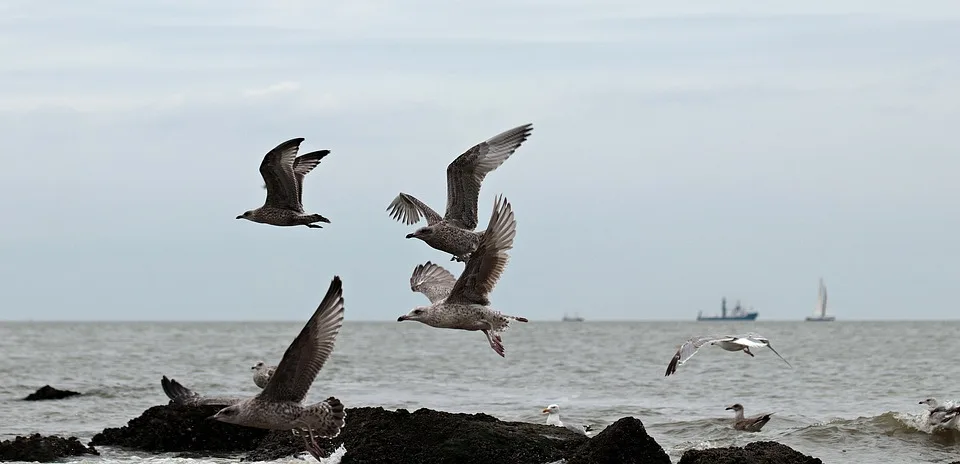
{"left": 386, "top": 123, "right": 533, "bottom": 262}
{"left": 919, "top": 398, "right": 960, "bottom": 427}
{"left": 251, "top": 361, "right": 276, "bottom": 389}
{"left": 725, "top": 403, "right": 773, "bottom": 432}
{"left": 664, "top": 333, "right": 792, "bottom": 376}
{"left": 207, "top": 276, "right": 346, "bottom": 462}
{"left": 542, "top": 404, "right": 594, "bottom": 437}
{"left": 237, "top": 138, "right": 332, "bottom": 228}
{"left": 397, "top": 195, "right": 528, "bottom": 357}
{"left": 161, "top": 375, "right": 243, "bottom": 407}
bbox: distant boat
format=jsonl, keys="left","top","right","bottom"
{"left": 562, "top": 313, "right": 584, "bottom": 322}
{"left": 805, "top": 278, "right": 835, "bottom": 322}
{"left": 697, "top": 297, "right": 758, "bottom": 321}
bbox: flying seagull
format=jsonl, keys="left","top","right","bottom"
{"left": 237, "top": 138, "right": 332, "bottom": 228}
{"left": 386, "top": 123, "right": 533, "bottom": 262}
{"left": 397, "top": 195, "right": 528, "bottom": 357}
{"left": 542, "top": 404, "right": 594, "bottom": 437}
{"left": 664, "top": 333, "right": 792, "bottom": 376}
{"left": 251, "top": 361, "right": 276, "bottom": 389}
{"left": 919, "top": 398, "right": 960, "bottom": 428}
{"left": 207, "top": 276, "right": 347, "bottom": 462}
{"left": 725, "top": 403, "right": 773, "bottom": 432}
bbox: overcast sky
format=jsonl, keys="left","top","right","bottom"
{"left": 0, "top": 0, "right": 957, "bottom": 321}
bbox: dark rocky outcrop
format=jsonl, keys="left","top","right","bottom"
{"left": 566, "top": 417, "right": 671, "bottom": 464}
{"left": 679, "top": 441, "right": 824, "bottom": 464}
{"left": 91, "top": 404, "right": 268, "bottom": 453}
{"left": 0, "top": 434, "right": 98, "bottom": 462}
{"left": 22, "top": 385, "right": 81, "bottom": 401}
{"left": 93, "top": 403, "right": 824, "bottom": 464}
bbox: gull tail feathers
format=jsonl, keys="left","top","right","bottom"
{"left": 161, "top": 375, "right": 199, "bottom": 404}
{"left": 315, "top": 397, "right": 347, "bottom": 439}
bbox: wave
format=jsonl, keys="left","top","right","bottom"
{"left": 786, "top": 411, "right": 960, "bottom": 445}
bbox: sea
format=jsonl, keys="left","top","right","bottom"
{"left": 1, "top": 321, "right": 958, "bottom": 464}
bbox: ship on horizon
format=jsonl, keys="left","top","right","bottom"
{"left": 697, "top": 297, "right": 758, "bottom": 321}
{"left": 562, "top": 312, "right": 584, "bottom": 322}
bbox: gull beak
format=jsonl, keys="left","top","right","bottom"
{"left": 235, "top": 215, "right": 243, "bottom": 220}
{"left": 405, "top": 233, "right": 415, "bottom": 239}
{"left": 206, "top": 414, "right": 218, "bottom": 420}
{"left": 724, "top": 406, "right": 733, "bottom": 410}
{"left": 542, "top": 408, "right": 550, "bottom": 414}
{"left": 397, "top": 315, "right": 407, "bottom": 322}
{"left": 919, "top": 401, "right": 925, "bottom": 404}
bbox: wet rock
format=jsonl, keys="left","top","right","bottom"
{"left": 332, "top": 407, "right": 588, "bottom": 464}
{"left": 566, "top": 417, "right": 671, "bottom": 464}
{"left": 93, "top": 404, "right": 589, "bottom": 462}
{"left": 0, "top": 434, "right": 98, "bottom": 462}
{"left": 22, "top": 385, "right": 81, "bottom": 401}
{"left": 678, "top": 441, "right": 823, "bottom": 464}
{"left": 90, "top": 403, "right": 269, "bottom": 453}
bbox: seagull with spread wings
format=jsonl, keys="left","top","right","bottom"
{"left": 204, "top": 276, "right": 347, "bottom": 462}
{"left": 386, "top": 123, "right": 533, "bottom": 262}
{"left": 397, "top": 195, "right": 528, "bottom": 357}
{"left": 237, "top": 138, "right": 332, "bottom": 228}
{"left": 664, "top": 333, "right": 792, "bottom": 376}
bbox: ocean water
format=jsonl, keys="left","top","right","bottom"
{"left": 1, "top": 321, "right": 958, "bottom": 464}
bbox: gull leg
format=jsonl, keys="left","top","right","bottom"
{"left": 305, "top": 427, "right": 325, "bottom": 462}
{"left": 305, "top": 224, "right": 323, "bottom": 229}
{"left": 483, "top": 329, "right": 505, "bottom": 357}
{"left": 298, "top": 431, "right": 321, "bottom": 461}
{"left": 744, "top": 348, "right": 755, "bottom": 357}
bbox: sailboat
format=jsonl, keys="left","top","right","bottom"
{"left": 805, "top": 278, "right": 835, "bottom": 321}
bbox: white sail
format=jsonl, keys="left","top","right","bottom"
{"left": 813, "top": 278, "right": 828, "bottom": 317}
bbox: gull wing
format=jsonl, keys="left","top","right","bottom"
{"left": 664, "top": 335, "right": 736, "bottom": 376}
{"left": 257, "top": 276, "right": 345, "bottom": 404}
{"left": 444, "top": 124, "right": 532, "bottom": 229}
{"left": 292, "top": 150, "right": 330, "bottom": 206}
{"left": 386, "top": 193, "right": 443, "bottom": 226}
{"left": 259, "top": 138, "right": 303, "bottom": 211}
{"left": 734, "top": 334, "right": 792, "bottom": 368}
{"left": 445, "top": 195, "right": 516, "bottom": 305}
{"left": 410, "top": 261, "right": 457, "bottom": 304}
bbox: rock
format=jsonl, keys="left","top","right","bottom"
{"left": 93, "top": 404, "right": 589, "bottom": 462}
{"left": 332, "top": 407, "right": 588, "bottom": 464}
{"left": 0, "top": 434, "right": 98, "bottom": 462}
{"left": 679, "top": 441, "right": 823, "bottom": 464}
{"left": 566, "top": 417, "right": 671, "bottom": 464}
{"left": 90, "top": 403, "right": 269, "bottom": 453}
{"left": 22, "top": 385, "right": 81, "bottom": 401}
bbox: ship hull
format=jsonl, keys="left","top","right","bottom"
{"left": 805, "top": 316, "right": 835, "bottom": 322}
{"left": 696, "top": 313, "right": 758, "bottom": 321}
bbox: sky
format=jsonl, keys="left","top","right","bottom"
{"left": 0, "top": 0, "right": 957, "bottom": 321}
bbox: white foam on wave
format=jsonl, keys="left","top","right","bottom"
{"left": 895, "top": 404, "right": 960, "bottom": 434}
{"left": 64, "top": 444, "right": 347, "bottom": 464}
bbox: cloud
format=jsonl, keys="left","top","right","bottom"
{"left": 242, "top": 81, "right": 302, "bottom": 98}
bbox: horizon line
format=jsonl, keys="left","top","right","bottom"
{"left": 1, "top": 318, "right": 958, "bottom": 323}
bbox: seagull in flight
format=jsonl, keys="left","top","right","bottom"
{"left": 664, "top": 333, "right": 792, "bottom": 376}
{"left": 386, "top": 123, "right": 532, "bottom": 262}
{"left": 237, "top": 138, "right": 332, "bottom": 228}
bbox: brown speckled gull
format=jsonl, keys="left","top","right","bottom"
{"left": 237, "top": 137, "right": 332, "bottom": 228}
{"left": 397, "top": 195, "right": 528, "bottom": 357}
{"left": 201, "top": 276, "right": 347, "bottom": 461}
{"left": 386, "top": 123, "right": 532, "bottom": 262}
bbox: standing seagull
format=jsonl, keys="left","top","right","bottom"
{"left": 664, "top": 333, "right": 792, "bottom": 376}
{"left": 397, "top": 195, "right": 528, "bottom": 357}
{"left": 542, "top": 404, "right": 594, "bottom": 437}
{"left": 386, "top": 123, "right": 533, "bottom": 262}
{"left": 208, "top": 276, "right": 346, "bottom": 462}
{"left": 725, "top": 403, "right": 774, "bottom": 432}
{"left": 237, "top": 138, "right": 332, "bottom": 228}
{"left": 251, "top": 361, "right": 276, "bottom": 389}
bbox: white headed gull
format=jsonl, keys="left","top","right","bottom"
{"left": 542, "top": 404, "right": 594, "bottom": 437}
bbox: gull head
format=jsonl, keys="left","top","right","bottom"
{"left": 725, "top": 403, "right": 744, "bottom": 412}
{"left": 397, "top": 306, "right": 430, "bottom": 323}
{"left": 405, "top": 226, "right": 434, "bottom": 241}
{"left": 236, "top": 210, "right": 254, "bottom": 221}
{"left": 251, "top": 361, "right": 265, "bottom": 371}
{"left": 543, "top": 404, "right": 560, "bottom": 415}
{"left": 209, "top": 405, "right": 242, "bottom": 424}
{"left": 920, "top": 398, "right": 939, "bottom": 407}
